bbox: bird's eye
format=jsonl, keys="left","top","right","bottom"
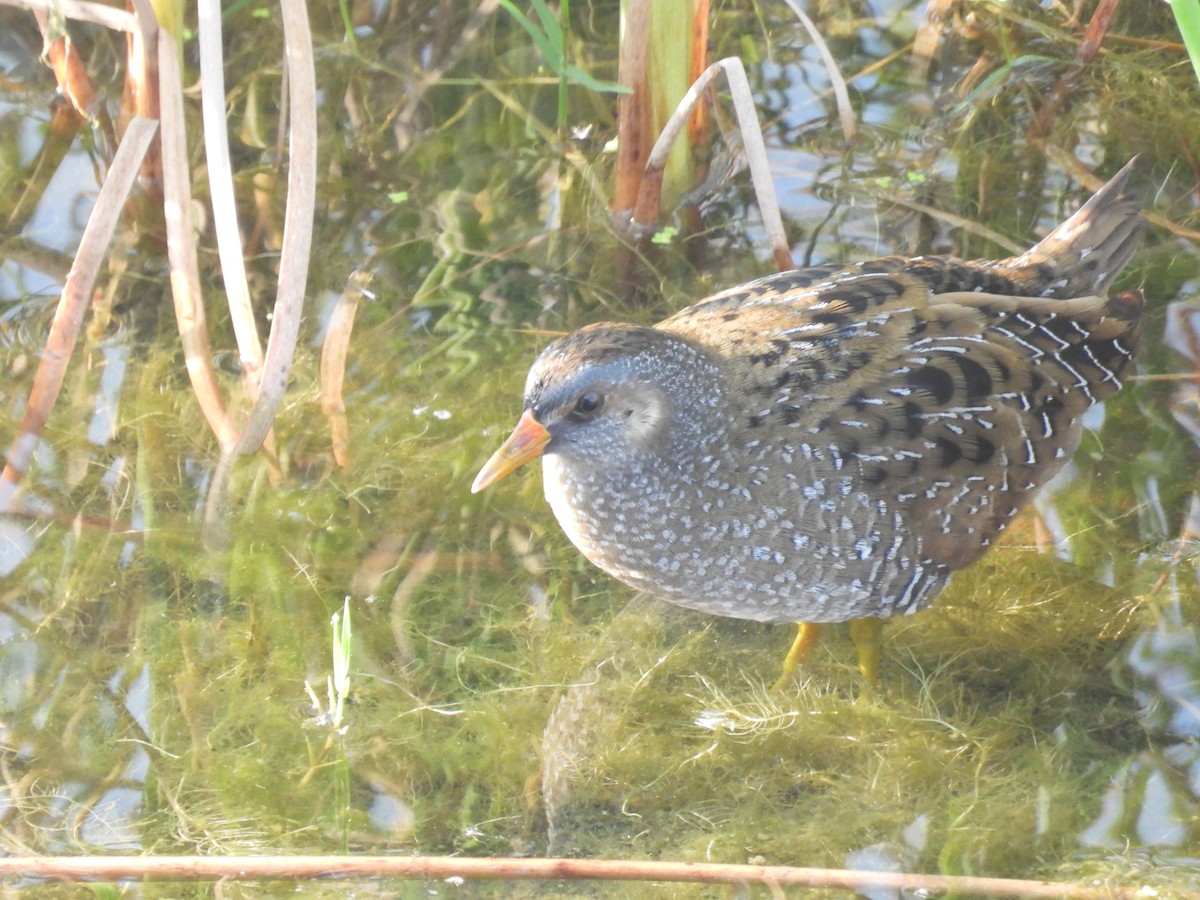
{"left": 570, "top": 391, "right": 604, "bottom": 420}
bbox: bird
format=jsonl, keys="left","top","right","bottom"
{"left": 472, "top": 159, "right": 1145, "bottom": 685}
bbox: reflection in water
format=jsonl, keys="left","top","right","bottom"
{"left": 1081, "top": 587, "right": 1200, "bottom": 860}
{"left": 1080, "top": 743, "right": 1200, "bottom": 855}
{"left": 0, "top": 619, "right": 147, "bottom": 853}
{"left": 540, "top": 599, "right": 674, "bottom": 855}
{"left": 0, "top": 0, "right": 1199, "bottom": 893}
{"left": 1127, "top": 595, "right": 1200, "bottom": 741}
{"left": 845, "top": 813, "right": 928, "bottom": 900}
{"left": 0, "top": 522, "right": 34, "bottom": 576}
{"left": 79, "top": 783, "right": 143, "bottom": 850}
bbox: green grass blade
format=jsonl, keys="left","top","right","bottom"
{"left": 1171, "top": 0, "right": 1200, "bottom": 85}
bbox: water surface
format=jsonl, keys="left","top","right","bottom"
{"left": 1, "top": 1, "right": 1199, "bottom": 895}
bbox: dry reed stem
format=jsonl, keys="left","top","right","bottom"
{"left": 6, "top": 103, "right": 84, "bottom": 233}
{"left": 231, "top": 0, "right": 316, "bottom": 456}
{"left": 127, "top": 0, "right": 157, "bottom": 47}
{"left": 198, "top": 0, "right": 315, "bottom": 524}
{"left": 4, "top": 0, "right": 136, "bottom": 32}
{"left": 687, "top": 0, "right": 710, "bottom": 147}
{"left": 634, "top": 58, "right": 792, "bottom": 273}
{"left": 783, "top": 0, "right": 857, "bottom": 145}
{"left": 33, "top": 7, "right": 99, "bottom": 118}
{"left": 0, "top": 117, "right": 158, "bottom": 512}
{"left": 197, "top": 0, "right": 261, "bottom": 382}
{"left": 158, "top": 27, "right": 238, "bottom": 453}
{"left": 0, "top": 854, "right": 1141, "bottom": 897}
{"left": 197, "top": 0, "right": 282, "bottom": 480}
{"left": 122, "top": 0, "right": 161, "bottom": 203}
{"left": 614, "top": 0, "right": 652, "bottom": 215}
{"left": 911, "top": 0, "right": 956, "bottom": 85}
{"left": 320, "top": 273, "right": 369, "bottom": 468}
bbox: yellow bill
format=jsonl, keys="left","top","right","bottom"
{"left": 471, "top": 410, "right": 551, "bottom": 493}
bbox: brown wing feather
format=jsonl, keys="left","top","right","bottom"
{"left": 664, "top": 266, "right": 1143, "bottom": 572}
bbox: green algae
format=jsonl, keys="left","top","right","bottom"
{"left": 0, "top": 1, "right": 1199, "bottom": 896}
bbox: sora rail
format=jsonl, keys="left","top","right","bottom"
{"left": 473, "top": 160, "right": 1145, "bottom": 683}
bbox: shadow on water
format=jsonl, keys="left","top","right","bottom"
{"left": 1, "top": 0, "right": 1200, "bottom": 894}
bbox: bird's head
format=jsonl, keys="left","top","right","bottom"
{"left": 471, "top": 323, "right": 721, "bottom": 493}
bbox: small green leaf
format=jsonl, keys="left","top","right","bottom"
{"left": 499, "top": 0, "right": 560, "bottom": 64}
{"left": 561, "top": 64, "right": 630, "bottom": 95}
{"left": 652, "top": 226, "right": 679, "bottom": 245}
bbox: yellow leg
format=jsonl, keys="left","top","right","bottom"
{"left": 848, "top": 617, "right": 883, "bottom": 687}
{"left": 773, "top": 621, "right": 822, "bottom": 688}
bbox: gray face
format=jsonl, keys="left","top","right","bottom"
{"left": 528, "top": 359, "right": 671, "bottom": 469}
{"left": 523, "top": 324, "right": 724, "bottom": 472}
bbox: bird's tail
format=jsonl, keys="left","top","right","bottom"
{"left": 1008, "top": 158, "right": 1145, "bottom": 298}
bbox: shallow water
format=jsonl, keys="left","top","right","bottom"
{"left": 1, "top": 1, "right": 1200, "bottom": 896}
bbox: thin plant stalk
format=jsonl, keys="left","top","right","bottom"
{"left": 557, "top": 0, "right": 569, "bottom": 132}
{"left": 336, "top": 0, "right": 358, "bottom": 52}
{"left": 232, "top": 0, "right": 317, "bottom": 456}
{"left": 158, "top": 27, "right": 239, "bottom": 452}
{"left": 5, "top": 0, "right": 136, "bottom": 32}
{"left": 201, "top": 0, "right": 320, "bottom": 532}
{"left": 123, "top": 0, "right": 162, "bottom": 204}
{"left": 1027, "top": 0, "right": 1122, "bottom": 140}
{"left": 197, "top": 0, "right": 282, "bottom": 479}
{"left": 6, "top": 103, "right": 85, "bottom": 233}
{"left": 32, "top": 7, "right": 99, "bottom": 118}
{"left": 633, "top": 58, "right": 792, "bottom": 272}
{"left": 320, "top": 273, "right": 369, "bottom": 468}
{"left": 782, "top": 0, "right": 856, "bottom": 144}
{"left": 329, "top": 601, "right": 352, "bottom": 850}
{"left": 0, "top": 854, "right": 1145, "bottom": 897}
{"left": 197, "top": 0, "right": 264, "bottom": 386}
{"left": 0, "top": 118, "right": 158, "bottom": 512}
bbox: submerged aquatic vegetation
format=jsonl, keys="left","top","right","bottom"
{"left": 0, "top": 0, "right": 1198, "bottom": 894}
